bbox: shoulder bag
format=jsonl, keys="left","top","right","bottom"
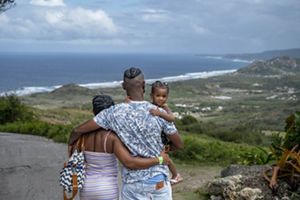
{"left": 59, "top": 137, "right": 85, "bottom": 200}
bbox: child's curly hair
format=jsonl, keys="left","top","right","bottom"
{"left": 151, "top": 81, "right": 169, "bottom": 95}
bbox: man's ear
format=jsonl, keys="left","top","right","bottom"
{"left": 122, "top": 82, "right": 126, "bottom": 90}
{"left": 142, "top": 81, "right": 145, "bottom": 93}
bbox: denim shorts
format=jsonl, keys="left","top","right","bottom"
{"left": 121, "top": 180, "right": 172, "bottom": 200}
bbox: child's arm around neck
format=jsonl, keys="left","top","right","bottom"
{"left": 150, "top": 104, "right": 175, "bottom": 122}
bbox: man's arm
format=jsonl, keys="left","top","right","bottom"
{"left": 167, "top": 132, "right": 184, "bottom": 150}
{"left": 161, "top": 116, "right": 183, "bottom": 150}
{"left": 68, "top": 119, "right": 101, "bottom": 145}
{"left": 112, "top": 134, "right": 170, "bottom": 169}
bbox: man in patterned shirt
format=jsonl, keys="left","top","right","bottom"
{"left": 69, "top": 67, "right": 183, "bottom": 199}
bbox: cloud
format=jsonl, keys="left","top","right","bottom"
{"left": 1, "top": 0, "right": 300, "bottom": 53}
{"left": 191, "top": 23, "right": 209, "bottom": 35}
{"left": 141, "top": 9, "right": 170, "bottom": 22}
{"left": 45, "top": 8, "right": 118, "bottom": 38}
{"left": 30, "top": 0, "right": 65, "bottom": 7}
{"left": 0, "top": 7, "right": 118, "bottom": 40}
{"left": 0, "top": 14, "right": 9, "bottom": 24}
{"left": 0, "top": 13, "right": 36, "bottom": 39}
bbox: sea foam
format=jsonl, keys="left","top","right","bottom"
{"left": 204, "top": 56, "right": 252, "bottom": 63}
{"left": 0, "top": 69, "right": 237, "bottom": 96}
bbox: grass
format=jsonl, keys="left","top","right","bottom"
{"left": 15, "top": 69, "right": 299, "bottom": 148}
{"left": 33, "top": 107, "right": 92, "bottom": 125}
{"left": 171, "top": 163, "right": 222, "bottom": 200}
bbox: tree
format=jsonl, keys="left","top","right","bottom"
{"left": 0, "top": 0, "right": 16, "bottom": 13}
{"left": 0, "top": 95, "right": 34, "bottom": 124}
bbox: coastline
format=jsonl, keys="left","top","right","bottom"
{"left": 1, "top": 69, "right": 237, "bottom": 96}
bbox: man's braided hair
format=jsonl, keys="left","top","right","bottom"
{"left": 123, "top": 67, "right": 142, "bottom": 80}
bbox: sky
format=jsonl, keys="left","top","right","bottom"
{"left": 0, "top": 0, "right": 300, "bottom": 54}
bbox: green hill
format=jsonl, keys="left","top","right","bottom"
{"left": 237, "top": 56, "right": 300, "bottom": 75}
{"left": 224, "top": 48, "right": 300, "bottom": 60}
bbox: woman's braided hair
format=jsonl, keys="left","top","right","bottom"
{"left": 92, "top": 95, "right": 114, "bottom": 115}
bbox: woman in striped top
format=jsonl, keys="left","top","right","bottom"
{"left": 69, "top": 95, "right": 169, "bottom": 200}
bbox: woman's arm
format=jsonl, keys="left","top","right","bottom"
{"left": 112, "top": 134, "right": 170, "bottom": 169}
{"left": 68, "top": 119, "right": 101, "bottom": 145}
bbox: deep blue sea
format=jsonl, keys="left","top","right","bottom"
{"left": 0, "top": 53, "right": 250, "bottom": 96}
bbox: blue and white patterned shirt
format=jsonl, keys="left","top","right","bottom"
{"left": 93, "top": 100, "right": 177, "bottom": 183}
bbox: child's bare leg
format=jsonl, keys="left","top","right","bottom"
{"left": 168, "top": 159, "right": 178, "bottom": 179}
{"left": 169, "top": 159, "right": 183, "bottom": 185}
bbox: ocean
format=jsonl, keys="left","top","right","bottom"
{"left": 0, "top": 53, "right": 250, "bottom": 96}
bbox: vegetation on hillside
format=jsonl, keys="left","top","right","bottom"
{"left": 222, "top": 48, "right": 300, "bottom": 60}
{"left": 0, "top": 95, "right": 34, "bottom": 124}
{"left": 238, "top": 56, "right": 300, "bottom": 75}
{"left": 1, "top": 56, "right": 299, "bottom": 166}
{"left": 0, "top": 95, "right": 72, "bottom": 142}
{"left": 0, "top": 95, "right": 285, "bottom": 166}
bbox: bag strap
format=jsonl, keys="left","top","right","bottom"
{"left": 74, "top": 136, "right": 85, "bottom": 152}
{"left": 93, "top": 133, "right": 96, "bottom": 152}
{"left": 63, "top": 174, "right": 79, "bottom": 200}
{"left": 80, "top": 136, "right": 85, "bottom": 151}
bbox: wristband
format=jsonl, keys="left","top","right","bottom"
{"left": 157, "top": 156, "right": 164, "bottom": 165}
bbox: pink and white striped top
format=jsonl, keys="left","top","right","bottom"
{"left": 80, "top": 147, "right": 119, "bottom": 199}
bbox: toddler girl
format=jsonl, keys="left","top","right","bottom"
{"left": 149, "top": 81, "right": 183, "bottom": 185}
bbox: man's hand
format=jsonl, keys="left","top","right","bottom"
{"left": 68, "top": 128, "right": 81, "bottom": 145}
{"left": 159, "top": 150, "right": 170, "bottom": 165}
{"left": 68, "top": 119, "right": 101, "bottom": 145}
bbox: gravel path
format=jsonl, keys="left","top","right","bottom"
{"left": 0, "top": 132, "right": 68, "bottom": 200}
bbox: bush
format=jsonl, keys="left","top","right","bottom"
{"left": 0, "top": 120, "right": 72, "bottom": 143}
{"left": 194, "top": 120, "right": 266, "bottom": 146}
{"left": 0, "top": 95, "right": 34, "bottom": 124}
{"left": 180, "top": 115, "right": 198, "bottom": 125}
{"left": 239, "top": 147, "right": 274, "bottom": 165}
{"left": 242, "top": 111, "right": 300, "bottom": 166}
{"left": 176, "top": 115, "right": 206, "bottom": 134}
{"left": 172, "top": 134, "right": 261, "bottom": 165}
{"left": 175, "top": 116, "right": 266, "bottom": 146}
{"left": 283, "top": 111, "right": 300, "bottom": 150}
